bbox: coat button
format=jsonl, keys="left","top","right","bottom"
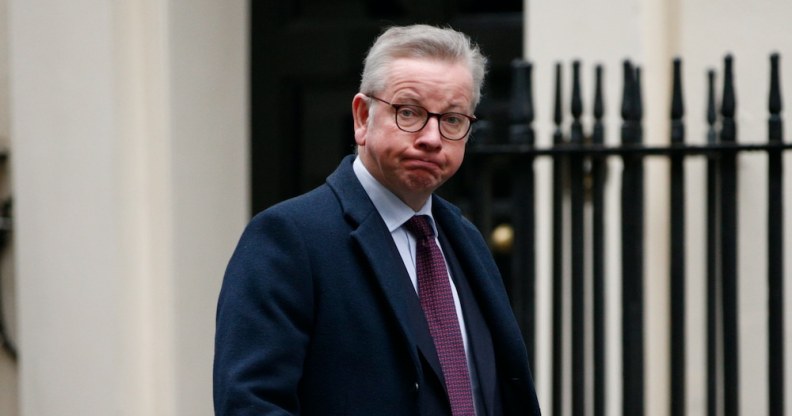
{"left": 414, "top": 382, "right": 420, "bottom": 391}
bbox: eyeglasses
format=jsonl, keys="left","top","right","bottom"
{"left": 367, "top": 95, "right": 477, "bottom": 141}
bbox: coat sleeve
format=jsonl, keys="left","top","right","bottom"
{"left": 213, "top": 209, "right": 314, "bottom": 415}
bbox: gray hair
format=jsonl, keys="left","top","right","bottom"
{"left": 359, "top": 25, "right": 488, "bottom": 109}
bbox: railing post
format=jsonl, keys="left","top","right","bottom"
{"left": 669, "top": 57, "right": 687, "bottom": 415}
{"left": 705, "top": 69, "right": 721, "bottom": 416}
{"left": 551, "top": 62, "right": 566, "bottom": 416}
{"left": 508, "top": 59, "right": 536, "bottom": 365}
{"left": 621, "top": 60, "right": 645, "bottom": 416}
{"left": 720, "top": 54, "right": 740, "bottom": 416}
{"left": 767, "top": 52, "right": 784, "bottom": 416}
{"left": 569, "top": 60, "right": 587, "bottom": 416}
{"left": 591, "top": 64, "right": 607, "bottom": 416}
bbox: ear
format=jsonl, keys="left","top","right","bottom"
{"left": 352, "top": 93, "right": 370, "bottom": 146}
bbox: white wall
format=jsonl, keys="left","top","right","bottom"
{"left": 7, "top": 0, "right": 247, "bottom": 415}
{"left": 527, "top": 0, "right": 792, "bottom": 415}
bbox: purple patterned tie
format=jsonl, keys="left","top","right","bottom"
{"left": 405, "top": 215, "right": 476, "bottom": 416}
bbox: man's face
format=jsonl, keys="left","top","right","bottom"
{"left": 352, "top": 58, "right": 474, "bottom": 210}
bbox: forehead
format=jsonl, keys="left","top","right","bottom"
{"left": 383, "top": 58, "right": 474, "bottom": 103}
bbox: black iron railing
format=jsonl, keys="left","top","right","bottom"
{"left": 466, "top": 53, "right": 788, "bottom": 416}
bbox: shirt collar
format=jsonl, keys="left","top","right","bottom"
{"left": 353, "top": 156, "right": 434, "bottom": 233}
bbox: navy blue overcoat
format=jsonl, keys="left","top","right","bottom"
{"left": 214, "top": 155, "right": 541, "bottom": 415}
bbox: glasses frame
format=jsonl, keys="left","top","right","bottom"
{"left": 367, "top": 95, "right": 477, "bottom": 141}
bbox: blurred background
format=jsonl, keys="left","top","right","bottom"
{"left": 0, "top": 0, "right": 791, "bottom": 415}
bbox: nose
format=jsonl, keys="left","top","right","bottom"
{"left": 414, "top": 115, "right": 443, "bottom": 150}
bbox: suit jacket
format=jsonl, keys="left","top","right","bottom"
{"left": 214, "top": 155, "right": 541, "bottom": 415}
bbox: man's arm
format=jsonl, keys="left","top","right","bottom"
{"left": 213, "top": 210, "right": 314, "bottom": 415}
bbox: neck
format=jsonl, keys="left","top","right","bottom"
{"left": 401, "top": 194, "right": 430, "bottom": 212}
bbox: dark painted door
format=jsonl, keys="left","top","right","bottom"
{"left": 250, "top": 0, "right": 523, "bottom": 213}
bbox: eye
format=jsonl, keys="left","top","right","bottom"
{"left": 397, "top": 106, "right": 422, "bottom": 119}
{"left": 442, "top": 114, "right": 465, "bottom": 126}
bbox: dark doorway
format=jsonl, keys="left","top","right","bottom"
{"left": 250, "top": 0, "right": 523, "bottom": 214}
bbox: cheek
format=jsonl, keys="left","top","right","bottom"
{"left": 446, "top": 146, "right": 466, "bottom": 170}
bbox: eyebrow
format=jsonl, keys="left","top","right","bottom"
{"left": 392, "top": 96, "right": 469, "bottom": 114}
{"left": 390, "top": 94, "right": 421, "bottom": 104}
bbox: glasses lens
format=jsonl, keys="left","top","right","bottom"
{"left": 439, "top": 113, "right": 470, "bottom": 140}
{"left": 395, "top": 105, "right": 427, "bottom": 131}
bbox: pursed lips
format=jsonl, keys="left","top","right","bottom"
{"left": 402, "top": 156, "right": 442, "bottom": 171}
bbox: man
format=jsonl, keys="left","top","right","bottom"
{"left": 214, "top": 24, "right": 541, "bottom": 416}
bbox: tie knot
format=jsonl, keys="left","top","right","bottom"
{"left": 404, "top": 215, "right": 435, "bottom": 240}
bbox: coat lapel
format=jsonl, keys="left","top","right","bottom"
{"left": 432, "top": 196, "right": 531, "bottom": 381}
{"left": 327, "top": 156, "right": 446, "bottom": 388}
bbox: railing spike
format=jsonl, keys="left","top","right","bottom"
{"left": 769, "top": 53, "right": 782, "bottom": 117}
{"left": 526, "top": 62, "right": 535, "bottom": 125}
{"left": 594, "top": 65, "right": 605, "bottom": 121}
{"left": 634, "top": 66, "right": 643, "bottom": 122}
{"left": 707, "top": 70, "right": 717, "bottom": 131}
{"left": 509, "top": 59, "right": 535, "bottom": 145}
{"left": 554, "top": 63, "right": 564, "bottom": 127}
{"left": 572, "top": 60, "right": 583, "bottom": 119}
{"left": 671, "top": 58, "right": 685, "bottom": 121}
{"left": 622, "top": 60, "right": 635, "bottom": 121}
{"left": 722, "top": 54, "right": 736, "bottom": 119}
{"left": 509, "top": 59, "right": 532, "bottom": 126}
{"left": 671, "top": 59, "right": 685, "bottom": 146}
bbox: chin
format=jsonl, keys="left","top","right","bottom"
{"left": 403, "top": 174, "right": 443, "bottom": 194}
